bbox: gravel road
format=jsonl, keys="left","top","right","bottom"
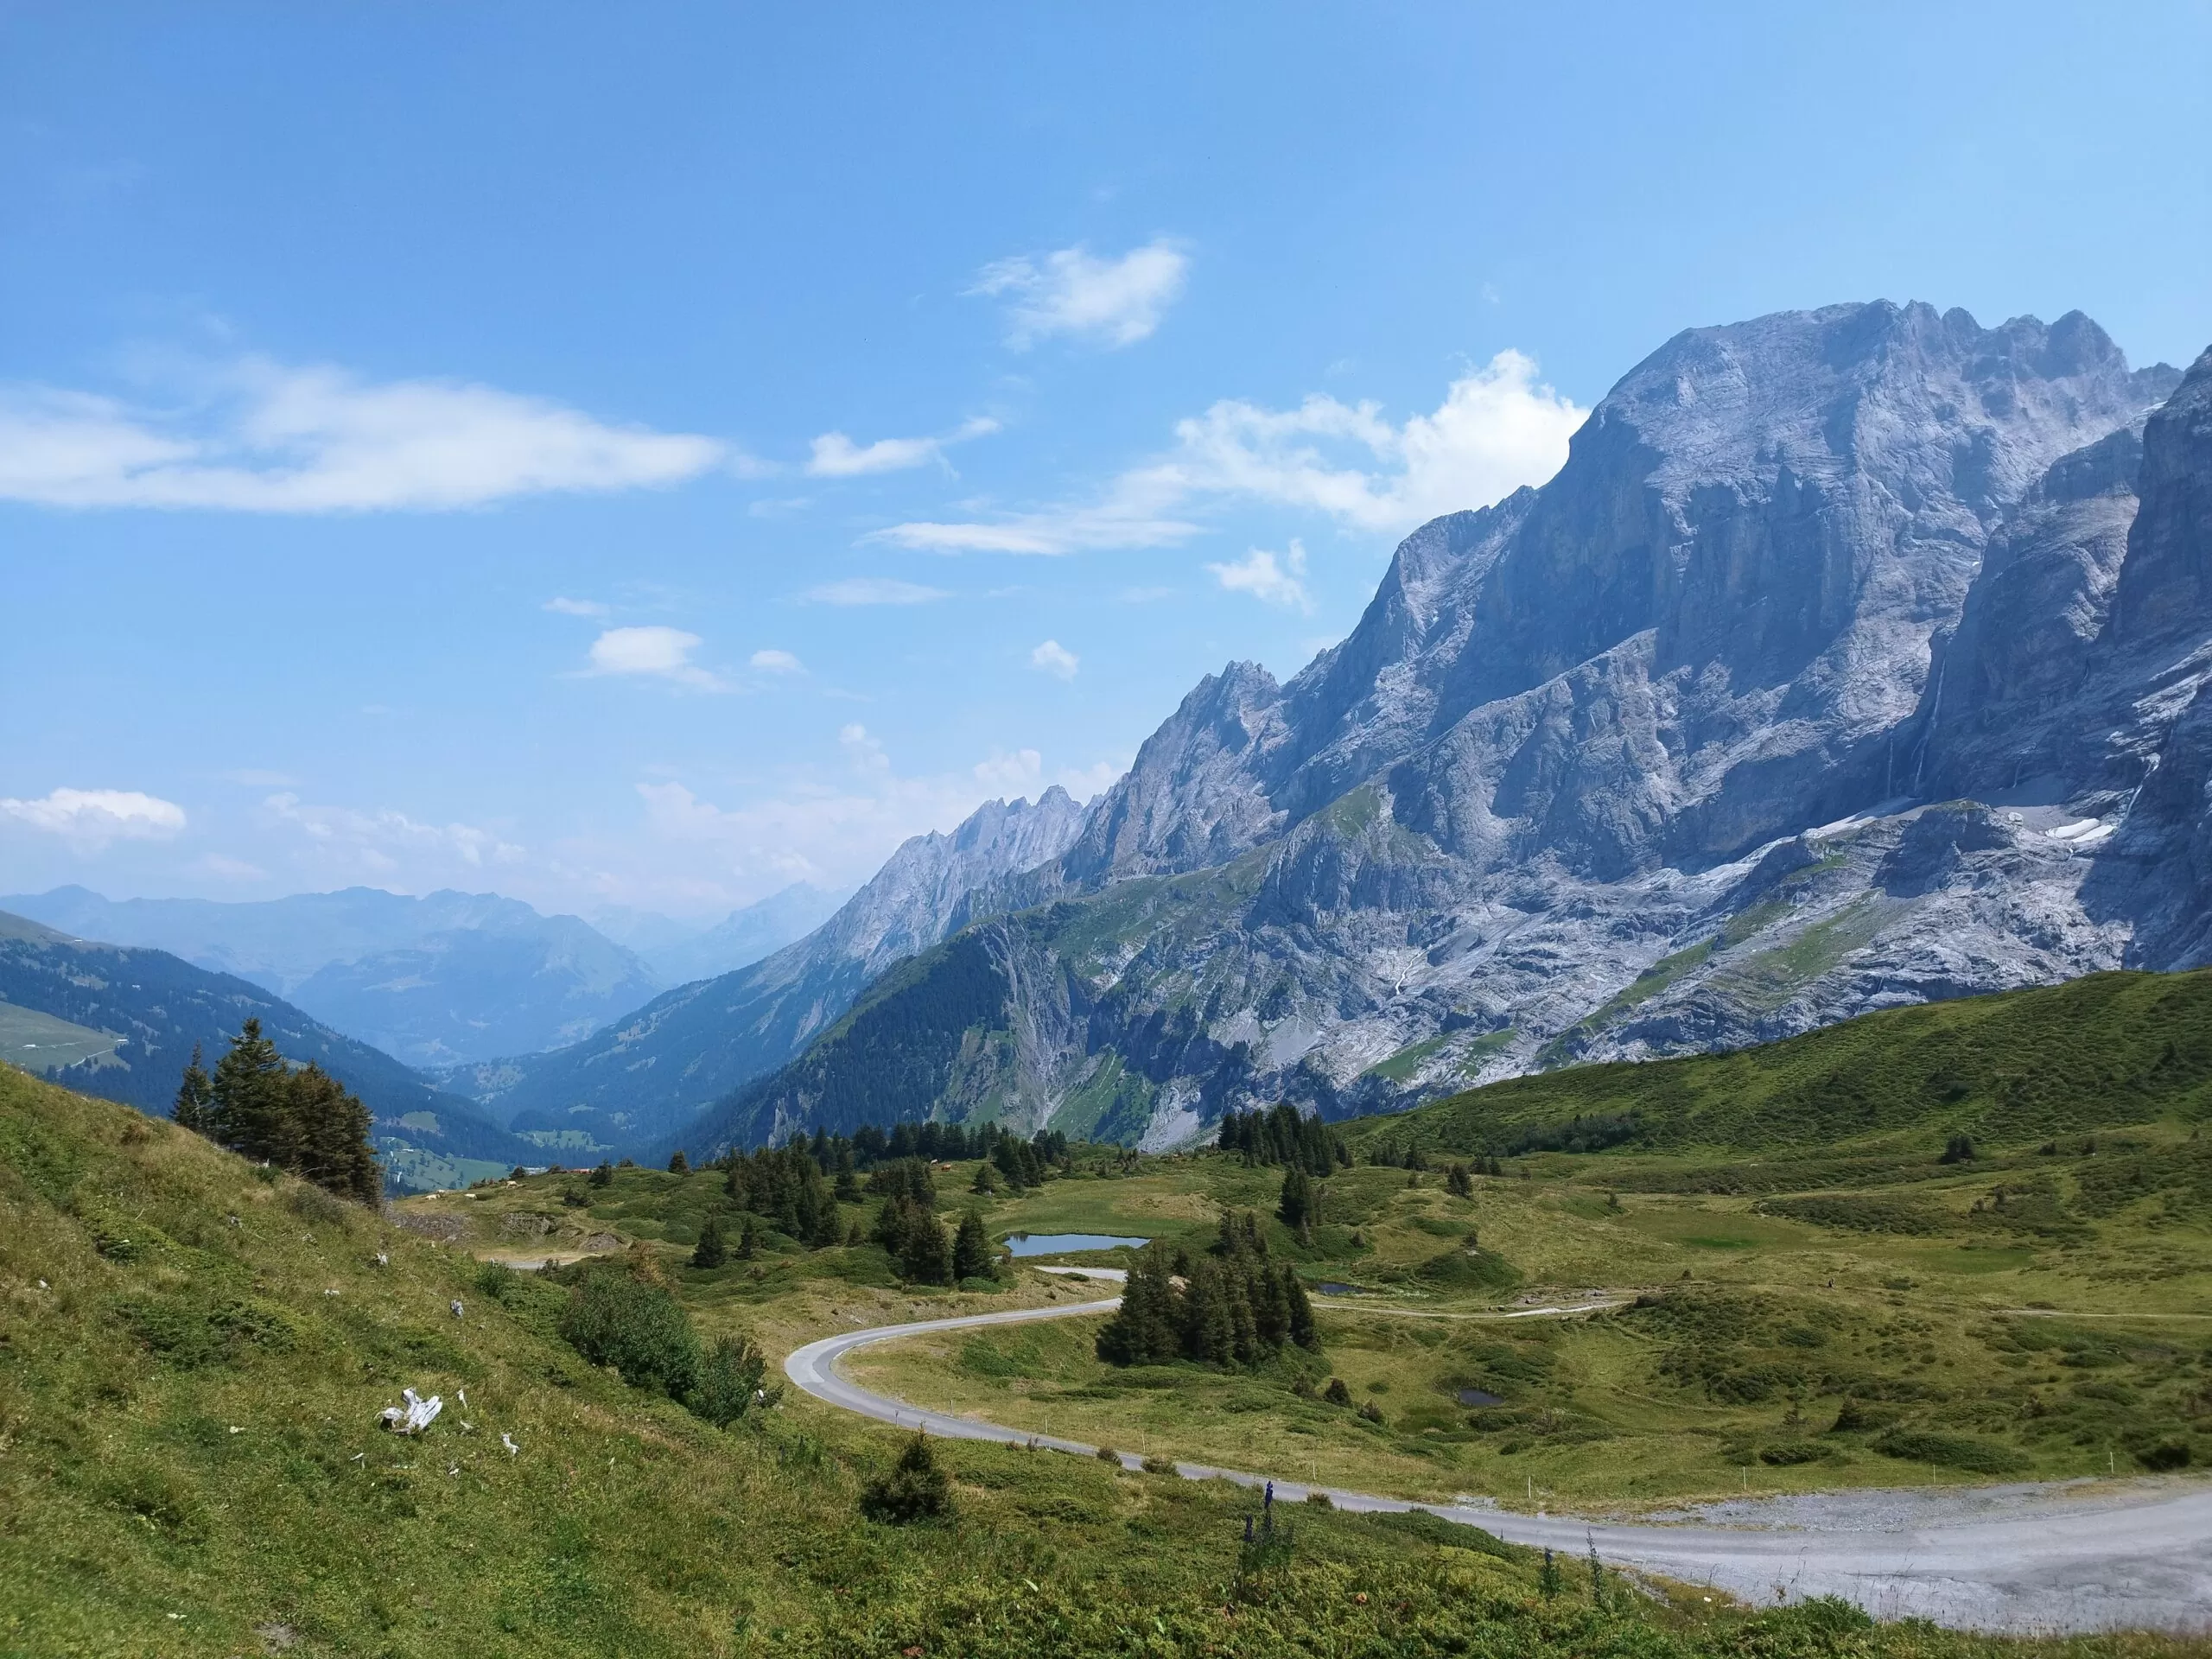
{"left": 783, "top": 1280, "right": 2212, "bottom": 1632}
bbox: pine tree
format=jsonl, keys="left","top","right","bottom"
{"left": 668, "top": 1149, "right": 690, "bottom": 1174}
{"left": 737, "top": 1214, "right": 761, "bottom": 1259}
{"left": 692, "top": 1211, "right": 728, "bottom": 1269}
{"left": 1277, "top": 1167, "right": 1313, "bottom": 1229}
{"left": 951, "top": 1208, "right": 995, "bottom": 1281}
{"left": 589, "top": 1160, "right": 614, "bottom": 1188}
{"left": 1285, "top": 1268, "right": 1319, "bottom": 1350}
{"left": 171, "top": 1045, "right": 213, "bottom": 1134}
{"left": 210, "top": 1018, "right": 293, "bottom": 1166}
{"left": 1095, "top": 1246, "right": 1180, "bottom": 1364}
{"left": 286, "top": 1063, "right": 381, "bottom": 1203}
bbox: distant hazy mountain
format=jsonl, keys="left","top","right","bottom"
{"left": 0, "top": 909, "right": 537, "bottom": 1185}
{"left": 448, "top": 789, "right": 1088, "bottom": 1151}
{"left": 0, "top": 886, "right": 659, "bottom": 1067}
{"left": 639, "top": 884, "right": 849, "bottom": 985}
{"left": 682, "top": 303, "right": 2212, "bottom": 1157}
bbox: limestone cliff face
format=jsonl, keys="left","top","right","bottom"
{"left": 690, "top": 303, "right": 2208, "bottom": 1151}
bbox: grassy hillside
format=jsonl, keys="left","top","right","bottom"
{"left": 11, "top": 1067, "right": 2209, "bottom": 1656}
{"left": 1351, "top": 969, "right": 2212, "bottom": 1161}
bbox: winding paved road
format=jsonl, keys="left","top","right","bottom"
{"left": 785, "top": 1273, "right": 2212, "bottom": 1632}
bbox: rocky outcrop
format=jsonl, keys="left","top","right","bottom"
{"left": 677, "top": 303, "right": 2209, "bottom": 1151}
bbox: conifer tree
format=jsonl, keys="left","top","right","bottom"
{"left": 737, "top": 1214, "right": 761, "bottom": 1260}
{"left": 692, "top": 1211, "right": 728, "bottom": 1269}
{"left": 171, "top": 1045, "right": 213, "bottom": 1133}
{"left": 286, "top": 1063, "right": 381, "bottom": 1203}
{"left": 210, "top": 1018, "right": 292, "bottom": 1165}
{"left": 950, "top": 1207, "right": 995, "bottom": 1281}
{"left": 589, "top": 1160, "right": 614, "bottom": 1188}
{"left": 1277, "top": 1166, "right": 1313, "bottom": 1229}
{"left": 178, "top": 1020, "right": 379, "bottom": 1203}
{"left": 668, "top": 1149, "right": 690, "bottom": 1174}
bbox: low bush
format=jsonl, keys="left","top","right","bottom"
{"left": 859, "top": 1433, "right": 953, "bottom": 1524}
{"left": 1872, "top": 1428, "right": 2027, "bottom": 1473}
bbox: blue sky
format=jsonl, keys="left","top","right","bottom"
{"left": 3, "top": 2, "right": 2207, "bottom": 922}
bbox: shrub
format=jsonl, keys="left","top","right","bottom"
{"left": 859, "top": 1433, "right": 953, "bottom": 1524}
{"left": 1872, "top": 1428, "right": 2026, "bottom": 1473}
{"left": 474, "top": 1259, "right": 518, "bottom": 1301}
{"left": 2136, "top": 1440, "right": 2193, "bottom": 1471}
{"left": 1141, "top": 1454, "right": 1176, "bottom": 1474}
{"left": 691, "top": 1334, "right": 779, "bottom": 1427}
{"left": 1096, "top": 1446, "right": 1122, "bottom": 1465}
{"left": 1325, "top": 1378, "right": 1352, "bottom": 1407}
{"left": 557, "top": 1268, "right": 701, "bottom": 1398}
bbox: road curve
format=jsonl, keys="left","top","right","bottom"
{"left": 784, "top": 1277, "right": 2212, "bottom": 1633}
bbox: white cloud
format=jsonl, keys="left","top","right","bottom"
{"left": 628, "top": 721, "right": 1106, "bottom": 900}
{"left": 1055, "top": 759, "right": 1125, "bottom": 799}
{"left": 838, "top": 722, "right": 891, "bottom": 773}
{"left": 584, "top": 626, "right": 726, "bottom": 690}
{"left": 970, "top": 239, "right": 1189, "bottom": 349}
{"left": 1029, "top": 639, "right": 1079, "bottom": 680}
{"left": 876, "top": 350, "right": 1583, "bottom": 554}
{"left": 0, "top": 356, "right": 727, "bottom": 512}
{"left": 972, "top": 748, "right": 1043, "bottom": 794}
{"left": 801, "top": 577, "right": 950, "bottom": 606}
{"left": 805, "top": 416, "right": 998, "bottom": 478}
{"left": 261, "top": 791, "right": 522, "bottom": 874}
{"left": 1209, "top": 538, "right": 1313, "bottom": 611}
{"left": 0, "top": 786, "right": 187, "bottom": 846}
{"left": 543, "top": 595, "right": 610, "bottom": 617}
{"left": 220, "top": 768, "right": 296, "bottom": 788}
{"left": 749, "top": 648, "right": 804, "bottom": 674}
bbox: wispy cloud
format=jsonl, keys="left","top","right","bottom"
{"left": 584, "top": 626, "right": 727, "bottom": 690}
{"left": 749, "top": 648, "right": 804, "bottom": 674}
{"left": 543, "top": 595, "right": 610, "bottom": 617}
{"left": 805, "top": 416, "right": 998, "bottom": 478}
{"left": 0, "top": 356, "right": 730, "bottom": 512}
{"left": 262, "top": 791, "right": 521, "bottom": 874}
{"left": 1209, "top": 539, "right": 1313, "bottom": 611}
{"left": 970, "top": 239, "right": 1189, "bottom": 349}
{"left": 874, "top": 350, "right": 1583, "bottom": 555}
{"left": 0, "top": 786, "right": 187, "bottom": 847}
{"left": 1029, "top": 639, "right": 1079, "bottom": 680}
{"left": 801, "top": 576, "right": 950, "bottom": 606}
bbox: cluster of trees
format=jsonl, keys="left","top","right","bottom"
{"left": 1367, "top": 1141, "right": 1508, "bottom": 1175}
{"left": 1217, "top": 1103, "right": 1346, "bottom": 1176}
{"left": 172, "top": 1019, "right": 381, "bottom": 1203}
{"left": 864, "top": 1157, "right": 995, "bottom": 1284}
{"left": 718, "top": 1142, "right": 845, "bottom": 1246}
{"left": 1095, "top": 1211, "right": 1319, "bottom": 1370}
{"left": 555, "top": 1261, "right": 779, "bottom": 1427}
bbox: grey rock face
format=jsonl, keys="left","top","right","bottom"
{"left": 689, "top": 302, "right": 2209, "bottom": 1151}
{"left": 455, "top": 787, "right": 1088, "bottom": 1149}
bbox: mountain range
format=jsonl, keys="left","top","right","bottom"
{"left": 0, "top": 885, "right": 661, "bottom": 1068}
{"left": 18, "top": 300, "right": 2207, "bottom": 1168}
{"left": 660, "top": 302, "right": 2211, "bottom": 1157}
{"left": 0, "top": 908, "right": 536, "bottom": 1185}
{"left": 442, "top": 787, "right": 1089, "bottom": 1150}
